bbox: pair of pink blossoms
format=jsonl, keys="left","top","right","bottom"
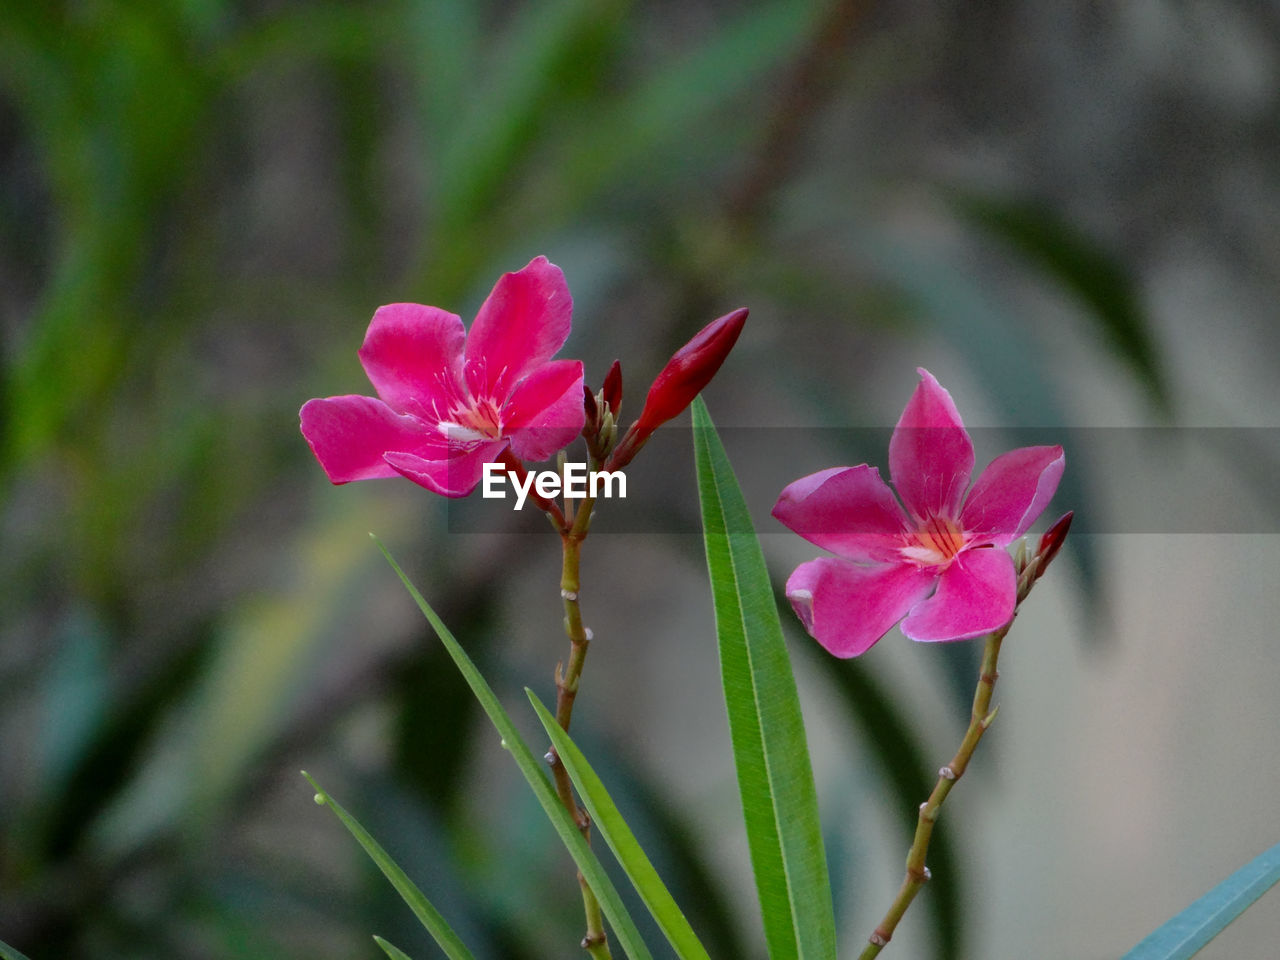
{"left": 301, "top": 258, "right": 1064, "bottom": 658}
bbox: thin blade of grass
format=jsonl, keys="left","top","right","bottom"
{"left": 528, "top": 690, "right": 711, "bottom": 960}
{"left": 374, "top": 935, "right": 417, "bottom": 960}
{"left": 373, "top": 537, "right": 653, "bottom": 960}
{"left": 303, "top": 772, "right": 475, "bottom": 960}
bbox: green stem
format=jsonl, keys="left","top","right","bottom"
{"left": 856, "top": 617, "right": 1013, "bottom": 959}
{"left": 546, "top": 493, "right": 611, "bottom": 958}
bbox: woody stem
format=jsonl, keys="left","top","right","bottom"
{"left": 547, "top": 493, "right": 610, "bottom": 957}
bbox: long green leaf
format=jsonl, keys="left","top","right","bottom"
{"left": 528, "top": 691, "right": 712, "bottom": 960}
{"left": 374, "top": 935, "right": 418, "bottom": 960}
{"left": 691, "top": 396, "right": 836, "bottom": 960}
{"left": 794, "top": 632, "right": 964, "bottom": 959}
{"left": 373, "top": 538, "right": 654, "bottom": 960}
{"left": 0, "top": 938, "right": 32, "bottom": 960}
{"left": 947, "top": 192, "right": 1169, "bottom": 412}
{"left": 302, "top": 772, "right": 476, "bottom": 960}
{"left": 1122, "top": 841, "right": 1280, "bottom": 960}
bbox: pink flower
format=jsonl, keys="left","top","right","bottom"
{"left": 300, "top": 256, "right": 584, "bottom": 497}
{"left": 772, "top": 369, "right": 1064, "bottom": 657}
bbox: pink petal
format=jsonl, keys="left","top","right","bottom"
{"left": 771, "top": 465, "right": 909, "bottom": 563}
{"left": 503, "top": 359, "right": 586, "bottom": 462}
{"left": 464, "top": 256, "right": 573, "bottom": 400}
{"left": 786, "top": 558, "right": 938, "bottom": 658}
{"left": 900, "top": 547, "right": 1015, "bottom": 642}
{"left": 961, "top": 445, "right": 1065, "bottom": 545}
{"left": 889, "top": 369, "right": 975, "bottom": 522}
{"left": 383, "top": 440, "right": 507, "bottom": 498}
{"left": 300, "top": 395, "right": 438, "bottom": 483}
{"left": 358, "top": 303, "right": 466, "bottom": 416}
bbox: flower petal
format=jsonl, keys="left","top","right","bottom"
{"left": 961, "top": 445, "right": 1065, "bottom": 545}
{"left": 300, "top": 395, "right": 438, "bottom": 483}
{"left": 383, "top": 440, "right": 507, "bottom": 498}
{"left": 900, "top": 547, "right": 1015, "bottom": 642}
{"left": 503, "top": 359, "right": 585, "bottom": 462}
{"left": 771, "top": 465, "right": 908, "bottom": 563}
{"left": 786, "top": 558, "right": 937, "bottom": 658}
{"left": 464, "top": 256, "right": 573, "bottom": 400}
{"left": 358, "top": 303, "right": 466, "bottom": 416}
{"left": 889, "top": 368, "right": 974, "bottom": 521}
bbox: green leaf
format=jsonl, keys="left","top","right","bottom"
{"left": 374, "top": 935, "right": 417, "bottom": 960}
{"left": 527, "top": 691, "right": 712, "bottom": 960}
{"left": 303, "top": 772, "right": 476, "bottom": 960}
{"left": 796, "top": 638, "right": 964, "bottom": 959}
{"left": 947, "top": 191, "right": 1169, "bottom": 413}
{"left": 1121, "top": 841, "right": 1280, "bottom": 960}
{"left": 0, "top": 937, "right": 32, "bottom": 960}
{"left": 690, "top": 396, "right": 837, "bottom": 960}
{"left": 557, "top": 0, "right": 817, "bottom": 201}
{"left": 372, "top": 538, "right": 654, "bottom": 960}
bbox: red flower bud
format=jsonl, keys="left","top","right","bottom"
{"left": 636, "top": 307, "right": 747, "bottom": 435}
{"left": 602, "top": 359, "right": 623, "bottom": 417}
{"left": 582, "top": 382, "right": 599, "bottom": 425}
{"left": 605, "top": 308, "right": 747, "bottom": 470}
{"left": 1034, "top": 511, "right": 1073, "bottom": 581}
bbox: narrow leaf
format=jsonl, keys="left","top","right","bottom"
{"left": 303, "top": 772, "right": 476, "bottom": 960}
{"left": 1122, "top": 841, "right": 1280, "bottom": 960}
{"left": 374, "top": 935, "right": 417, "bottom": 960}
{"left": 528, "top": 690, "right": 712, "bottom": 960}
{"left": 691, "top": 396, "right": 836, "bottom": 960}
{"left": 794, "top": 632, "right": 964, "bottom": 959}
{"left": 947, "top": 191, "right": 1168, "bottom": 412}
{"left": 0, "top": 938, "right": 32, "bottom": 960}
{"left": 373, "top": 538, "right": 654, "bottom": 960}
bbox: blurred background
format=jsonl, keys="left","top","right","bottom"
{"left": 2, "top": 1, "right": 1279, "bottom": 957}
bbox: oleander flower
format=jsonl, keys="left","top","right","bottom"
{"left": 300, "top": 256, "right": 584, "bottom": 497}
{"left": 772, "top": 369, "right": 1064, "bottom": 657}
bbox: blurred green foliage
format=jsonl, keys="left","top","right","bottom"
{"left": 0, "top": 0, "right": 1200, "bottom": 957}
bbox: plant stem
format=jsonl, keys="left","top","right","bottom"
{"left": 856, "top": 617, "right": 1014, "bottom": 959}
{"left": 547, "top": 492, "right": 611, "bottom": 957}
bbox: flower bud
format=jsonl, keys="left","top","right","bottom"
{"left": 636, "top": 308, "right": 746, "bottom": 436}
{"left": 602, "top": 359, "right": 622, "bottom": 418}
{"left": 1036, "top": 511, "right": 1073, "bottom": 576}
{"left": 1017, "top": 511, "right": 1073, "bottom": 602}
{"left": 607, "top": 308, "right": 746, "bottom": 469}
